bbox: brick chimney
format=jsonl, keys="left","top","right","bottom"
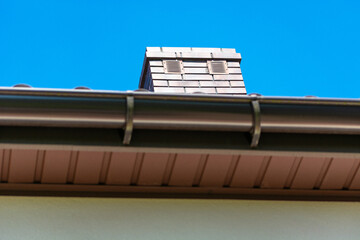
{"left": 139, "top": 47, "right": 246, "bottom": 95}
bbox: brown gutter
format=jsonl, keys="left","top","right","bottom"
{"left": 0, "top": 87, "right": 359, "bottom": 147}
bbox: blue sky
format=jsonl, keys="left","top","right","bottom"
{"left": 1, "top": 0, "right": 359, "bottom": 98}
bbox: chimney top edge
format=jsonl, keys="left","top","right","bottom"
{"left": 146, "top": 47, "right": 236, "bottom": 53}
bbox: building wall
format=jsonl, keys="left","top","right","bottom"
{"left": 0, "top": 196, "right": 359, "bottom": 240}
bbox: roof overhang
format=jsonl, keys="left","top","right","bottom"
{"left": 0, "top": 87, "right": 359, "bottom": 200}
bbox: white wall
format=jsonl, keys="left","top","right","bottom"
{"left": 0, "top": 196, "right": 359, "bottom": 240}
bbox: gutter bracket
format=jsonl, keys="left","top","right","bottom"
{"left": 250, "top": 96, "right": 261, "bottom": 148}
{"left": 123, "top": 96, "right": 134, "bottom": 145}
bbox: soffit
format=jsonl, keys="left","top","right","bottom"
{"left": 1, "top": 147, "right": 360, "bottom": 200}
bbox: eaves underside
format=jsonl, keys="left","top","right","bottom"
{"left": 0, "top": 88, "right": 359, "bottom": 200}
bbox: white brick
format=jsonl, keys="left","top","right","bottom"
{"left": 200, "top": 81, "right": 230, "bottom": 87}
{"left": 185, "top": 88, "right": 216, "bottom": 94}
{"left": 212, "top": 52, "right": 241, "bottom": 60}
{"left": 149, "top": 61, "right": 163, "bottom": 66}
{"left": 191, "top": 48, "right": 221, "bottom": 52}
{"left": 146, "top": 52, "right": 176, "bottom": 58}
{"left": 169, "top": 81, "right": 199, "bottom": 87}
{"left": 182, "top": 62, "right": 207, "bottom": 67}
{"left": 216, "top": 88, "right": 247, "bottom": 94}
{"left": 153, "top": 80, "right": 168, "bottom": 87}
{"left": 228, "top": 68, "right": 242, "bottom": 74}
{"left": 150, "top": 67, "right": 164, "bottom": 73}
{"left": 180, "top": 52, "right": 212, "bottom": 59}
{"left": 227, "top": 62, "right": 240, "bottom": 67}
{"left": 221, "top": 48, "right": 236, "bottom": 53}
{"left": 152, "top": 74, "right": 182, "bottom": 80}
{"left": 183, "top": 74, "right": 212, "bottom": 80}
{"left": 154, "top": 87, "right": 185, "bottom": 93}
{"left": 184, "top": 68, "right": 209, "bottom": 74}
{"left": 162, "top": 47, "right": 191, "bottom": 52}
{"left": 146, "top": 47, "right": 161, "bottom": 52}
{"left": 230, "top": 81, "right": 245, "bottom": 87}
{"left": 214, "top": 75, "right": 243, "bottom": 80}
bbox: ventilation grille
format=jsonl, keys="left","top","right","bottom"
{"left": 208, "top": 61, "right": 228, "bottom": 74}
{"left": 164, "top": 60, "right": 183, "bottom": 74}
